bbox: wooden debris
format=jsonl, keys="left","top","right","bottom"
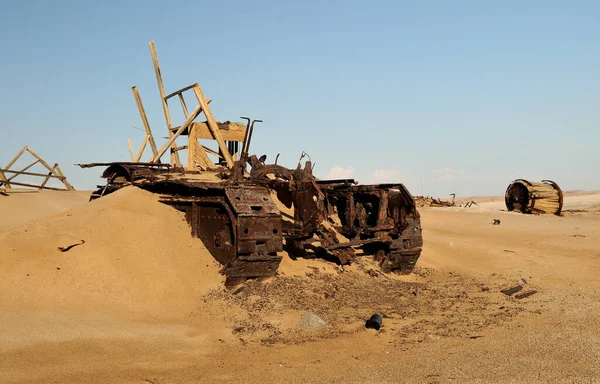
{"left": 414, "top": 194, "right": 479, "bottom": 208}
{"left": 515, "top": 290, "right": 538, "bottom": 300}
{"left": 0, "top": 146, "right": 75, "bottom": 193}
{"left": 137, "top": 41, "right": 245, "bottom": 171}
{"left": 505, "top": 179, "right": 563, "bottom": 215}
{"left": 414, "top": 196, "right": 456, "bottom": 208}
{"left": 501, "top": 285, "right": 523, "bottom": 296}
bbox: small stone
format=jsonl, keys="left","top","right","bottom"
{"left": 296, "top": 311, "right": 327, "bottom": 329}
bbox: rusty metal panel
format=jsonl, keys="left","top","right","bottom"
{"left": 225, "top": 186, "right": 279, "bottom": 216}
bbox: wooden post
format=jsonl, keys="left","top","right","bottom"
{"left": 134, "top": 135, "right": 150, "bottom": 162}
{"left": 0, "top": 169, "right": 10, "bottom": 190}
{"left": 132, "top": 86, "right": 158, "bottom": 158}
{"left": 187, "top": 124, "right": 196, "bottom": 170}
{"left": 40, "top": 165, "right": 56, "bottom": 190}
{"left": 127, "top": 139, "right": 135, "bottom": 161}
{"left": 50, "top": 164, "right": 75, "bottom": 191}
{"left": 178, "top": 93, "right": 190, "bottom": 118}
{"left": 192, "top": 84, "right": 234, "bottom": 168}
{"left": 149, "top": 41, "right": 181, "bottom": 167}
{"left": 176, "top": 91, "right": 212, "bottom": 169}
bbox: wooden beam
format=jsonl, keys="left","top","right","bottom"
{"left": 151, "top": 104, "right": 202, "bottom": 163}
{"left": 172, "top": 145, "right": 188, "bottom": 152}
{"left": 134, "top": 135, "right": 149, "bottom": 162}
{"left": 176, "top": 90, "right": 212, "bottom": 170}
{"left": 127, "top": 139, "right": 135, "bottom": 161}
{"left": 51, "top": 164, "right": 74, "bottom": 191}
{"left": 6, "top": 159, "right": 40, "bottom": 182}
{"left": 4, "top": 146, "right": 28, "bottom": 170}
{"left": 188, "top": 123, "right": 196, "bottom": 170}
{"left": 0, "top": 169, "right": 10, "bottom": 190}
{"left": 178, "top": 93, "right": 190, "bottom": 118}
{"left": 202, "top": 145, "right": 224, "bottom": 159}
{"left": 1, "top": 188, "right": 39, "bottom": 194}
{"left": 132, "top": 86, "right": 158, "bottom": 158}
{"left": 6, "top": 181, "right": 67, "bottom": 191}
{"left": 39, "top": 165, "right": 55, "bottom": 190}
{"left": 25, "top": 148, "right": 54, "bottom": 173}
{"left": 149, "top": 41, "right": 180, "bottom": 166}
{"left": 0, "top": 169, "right": 66, "bottom": 179}
{"left": 164, "top": 84, "right": 195, "bottom": 100}
{"left": 164, "top": 84, "right": 212, "bottom": 105}
{"left": 194, "top": 141, "right": 212, "bottom": 170}
{"left": 192, "top": 84, "right": 234, "bottom": 167}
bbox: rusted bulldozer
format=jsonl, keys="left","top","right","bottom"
{"left": 79, "top": 41, "right": 423, "bottom": 285}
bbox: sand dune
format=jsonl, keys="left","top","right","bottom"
{"left": 0, "top": 187, "right": 223, "bottom": 322}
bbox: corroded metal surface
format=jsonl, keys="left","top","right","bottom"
{"left": 246, "top": 158, "right": 423, "bottom": 274}
{"left": 81, "top": 156, "right": 424, "bottom": 281}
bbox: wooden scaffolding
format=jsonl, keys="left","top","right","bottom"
{"left": 128, "top": 41, "right": 247, "bottom": 170}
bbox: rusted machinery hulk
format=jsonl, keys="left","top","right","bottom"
{"left": 246, "top": 156, "right": 423, "bottom": 274}
{"left": 80, "top": 156, "right": 423, "bottom": 284}
{"left": 78, "top": 40, "right": 422, "bottom": 285}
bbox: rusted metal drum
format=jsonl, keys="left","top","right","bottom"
{"left": 505, "top": 179, "right": 563, "bottom": 215}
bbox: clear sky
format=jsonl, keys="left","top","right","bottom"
{"left": 1, "top": 0, "right": 598, "bottom": 197}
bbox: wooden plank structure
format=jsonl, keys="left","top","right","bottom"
{"left": 505, "top": 179, "right": 563, "bottom": 215}
{"left": 130, "top": 41, "right": 247, "bottom": 171}
{"left": 0, "top": 146, "right": 75, "bottom": 193}
{"left": 127, "top": 86, "right": 159, "bottom": 162}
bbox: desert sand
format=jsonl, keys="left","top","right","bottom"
{"left": 1, "top": 188, "right": 599, "bottom": 383}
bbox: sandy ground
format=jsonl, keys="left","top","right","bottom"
{"left": 0, "top": 189, "right": 599, "bottom": 383}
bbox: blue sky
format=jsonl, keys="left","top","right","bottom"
{"left": 0, "top": 0, "right": 598, "bottom": 196}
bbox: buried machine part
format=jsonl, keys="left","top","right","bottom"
{"left": 79, "top": 41, "right": 424, "bottom": 285}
